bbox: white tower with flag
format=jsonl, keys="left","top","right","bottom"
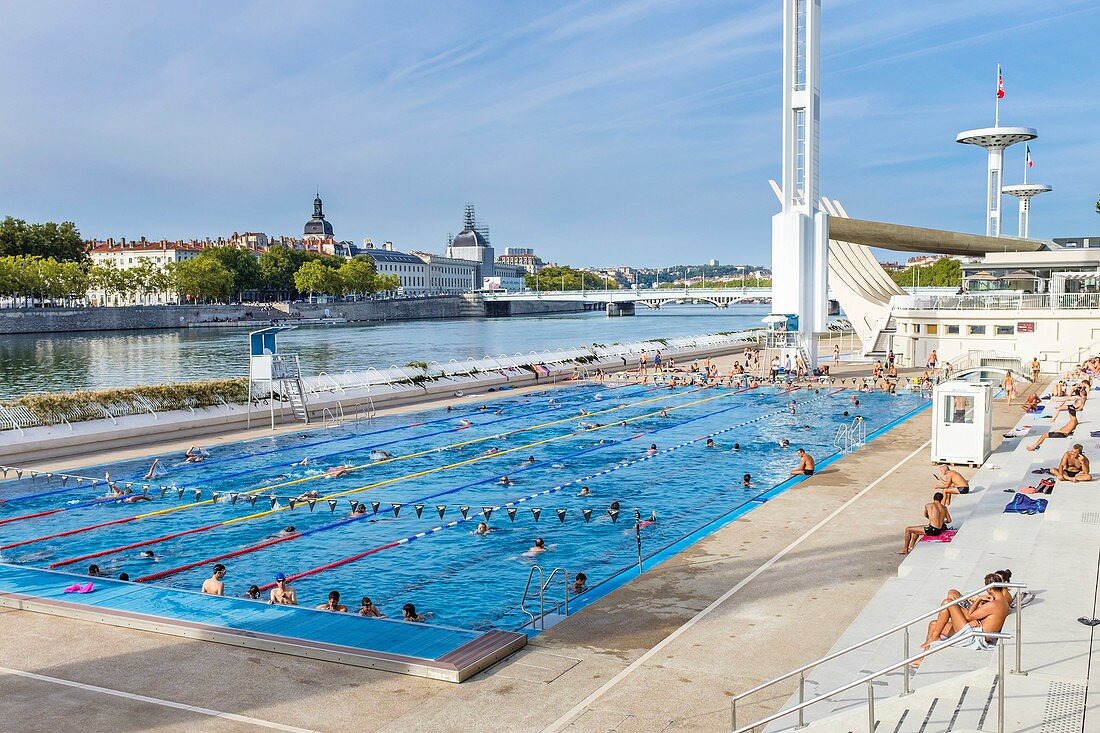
{"left": 956, "top": 66, "right": 1037, "bottom": 237}
{"left": 770, "top": 0, "right": 828, "bottom": 367}
{"left": 1002, "top": 145, "right": 1052, "bottom": 238}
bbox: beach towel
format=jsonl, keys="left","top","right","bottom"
{"left": 1004, "top": 493, "right": 1047, "bottom": 515}
{"left": 919, "top": 529, "right": 956, "bottom": 543}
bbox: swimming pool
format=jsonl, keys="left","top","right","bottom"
{"left": 0, "top": 383, "right": 926, "bottom": 631}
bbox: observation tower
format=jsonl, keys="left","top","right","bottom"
{"left": 1002, "top": 183, "right": 1052, "bottom": 238}
{"left": 956, "top": 126, "right": 1036, "bottom": 237}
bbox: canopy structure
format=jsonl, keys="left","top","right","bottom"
{"left": 829, "top": 217, "right": 1049, "bottom": 257}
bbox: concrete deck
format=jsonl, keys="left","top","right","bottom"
{"left": 0, "top": 348, "right": 1029, "bottom": 733}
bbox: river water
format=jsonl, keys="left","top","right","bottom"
{"left": 0, "top": 304, "right": 769, "bottom": 398}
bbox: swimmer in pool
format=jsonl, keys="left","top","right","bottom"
{"left": 369, "top": 449, "right": 393, "bottom": 461}
{"left": 742, "top": 473, "right": 752, "bottom": 488}
{"left": 484, "top": 447, "right": 499, "bottom": 455}
{"left": 732, "top": 443, "right": 741, "bottom": 452}
{"left": 296, "top": 457, "right": 311, "bottom": 466}
{"left": 646, "top": 444, "right": 658, "bottom": 456}
{"left": 578, "top": 486, "right": 591, "bottom": 496}
{"left": 446, "top": 405, "right": 453, "bottom": 413}
{"left": 295, "top": 489, "right": 321, "bottom": 502}
{"left": 140, "top": 550, "right": 156, "bottom": 560}
{"left": 637, "top": 511, "right": 657, "bottom": 529}
{"left": 122, "top": 490, "right": 152, "bottom": 503}
{"left": 660, "top": 409, "right": 670, "bottom": 418}
{"left": 706, "top": 438, "right": 716, "bottom": 448}
{"left": 351, "top": 504, "right": 367, "bottom": 516}
{"left": 184, "top": 446, "right": 206, "bottom": 463}
{"left": 458, "top": 419, "right": 473, "bottom": 428}
{"left": 523, "top": 456, "right": 535, "bottom": 466}
{"left": 143, "top": 459, "right": 162, "bottom": 480}
{"left": 788, "top": 400, "right": 797, "bottom": 414}
{"left": 529, "top": 537, "right": 546, "bottom": 554}
{"left": 779, "top": 439, "right": 790, "bottom": 449}
{"left": 475, "top": 522, "right": 490, "bottom": 535}
{"left": 276, "top": 525, "right": 296, "bottom": 537}
{"left": 324, "top": 465, "right": 350, "bottom": 478}
{"left": 499, "top": 476, "right": 512, "bottom": 486}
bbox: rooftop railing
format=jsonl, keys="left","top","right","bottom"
{"left": 892, "top": 292, "right": 1100, "bottom": 312}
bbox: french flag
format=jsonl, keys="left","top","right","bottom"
{"left": 996, "top": 65, "right": 1005, "bottom": 99}
{"left": 1026, "top": 144, "right": 1033, "bottom": 168}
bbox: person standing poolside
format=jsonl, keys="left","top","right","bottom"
{"left": 934, "top": 465, "right": 970, "bottom": 506}
{"left": 1000, "top": 370, "right": 1016, "bottom": 406}
{"left": 201, "top": 564, "right": 226, "bottom": 596}
{"left": 654, "top": 351, "right": 662, "bottom": 374}
{"left": 833, "top": 344, "right": 841, "bottom": 365}
{"left": 790, "top": 448, "right": 815, "bottom": 476}
{"left": 639, "top": 350, "right": 648, "bottom": 377}
{"left": 1031, "top": 357, "right": 1041, "bottom": 383}
{"left": 927, "top": 350, "right": 938, "bottom": 371}
{"left": 316, "top": 590, "right": 347, "bottom": 612}
{"left": 1051, "top": 444, "right": 1092, "bottom": 482}
{"left": 269, "top": 573, "right": 298, "bottom": 605}
{"left": 900, "top": 492, "right": 952, "bottom": 554}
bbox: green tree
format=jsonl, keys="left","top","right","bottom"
{"left": 524, "top": 265, "right": 616, "bottom": 291}
{"left": 203, "top": 246, "right": 262, "bottom": 300}
{"left": 293, "top": 259, "right": 340, "bottom": 300}
{"left": 0, "top": 217, "right": 86, "bottom": 262}
{"left": 890, "top": 258, "right": 962, "bottom": 288}
{"left": 258, "top": 245, "right": 298, "bottom": 293}
{"left": 172, "top": 256, "right": 234, "bottom": 303}
{"left": 337, "top": 257, "right": 380, "bottom": 295}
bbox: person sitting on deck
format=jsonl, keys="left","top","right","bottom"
{"left": 316, "top": 590, "right": 347, "bottom": 612}
{"left": 934, "top": 465, "right": 970, "bottom": 506}
{"left": 359, "top": 597, "right": 384, "bottom": 617}
{"left": 900, "top": 492, "right": 952, "bottom": 555}
{"left": 201, "top": 564, "right": 226, "bottom": 596}
{"left": 269, "top": 573, "right": 298, "bottom": 605}
{"left": 1050, "top": 444, "right": 1092, "bottom": 483}
{"left": 1022, "top": 394, "right": 1041, "bottom": 413}
{"left": 1027, "top": 407, "right": 1079, "bottom": 451}
{"left": 789, "top": 448, "right": 815, "bottom": 476}
{"left": 917, "top": 573, "right": 1010, "bottom": 658}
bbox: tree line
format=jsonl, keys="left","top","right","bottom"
{"left": 524, "top": 265, "right": 619, "bottom": 291}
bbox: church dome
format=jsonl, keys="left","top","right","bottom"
{"left": 304, "top": 195, "right": 334, "bottom": 238}
{"left": 451, "top": 228, "right": 488, "bottom": 249}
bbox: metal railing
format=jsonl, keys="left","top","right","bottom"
{"left": 519, "top": 565, "right": 571, "bottom": 630}
{"left": 730, "top": 581, "right": 1026, "bottom": 732}
{"left": 732, "top": 629, "right": 1012, "bottom": 733}
{"left": 892, "top": 291, "right": 1100, "bottom": 312}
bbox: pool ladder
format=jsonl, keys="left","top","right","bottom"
{"left": 520, "top": 565, "right": 571, "bottom": 630}
{"left": 832, "top": 415, "right": 866, "bottom": 453}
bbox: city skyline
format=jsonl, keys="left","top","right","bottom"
{"left": 1, "top": 1, "right": 1097, "bottom": 266}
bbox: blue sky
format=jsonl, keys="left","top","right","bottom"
{"left": 1, "top": 1, "right": 1096, "bottom": 266}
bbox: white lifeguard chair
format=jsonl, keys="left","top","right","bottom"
{"left": 761, "top": 313, "right": 810, "bottom": 379}
{"left": 246, "top": 326, "right": 309, "bottom": 429}
{"left": 930, "top": 381, "right": 993, "bottom": 466}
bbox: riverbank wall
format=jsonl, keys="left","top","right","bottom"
{"left": 0, "top": 297, "right": 587, "bottom": 335}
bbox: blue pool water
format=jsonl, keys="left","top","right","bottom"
{"left": 0, "top": 384, "right": 926, "bottom": 631}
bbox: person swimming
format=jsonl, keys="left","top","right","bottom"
{"left": 295, "top": 489, "right": 320, "bottom": 501}
{"left": 788, "top": 400, "right": 797, "bottom": 414}
{"left": 351, "top": 504, "right": 367, "bottom": 516}
{"left": 578, "top": 485, "right": 591, "bottom": 496}
{"left": 523, "top": 456, "right": 535, "bottom": 466}
{"left": 296, "top": 457, "right": 311, "bottom": 466}
{"left": 732, "top": 443, "right": 741, "bottom": 452}
{"left": 484, "top": 447, "right": 500, "bottom": 455}
{"left": 475, "top": 522, "right": 490, "bottom": 535}
{"left": 706, "top": 438, "right": 716, "bottom": 448}
{"left": 143, "top": 459, "right": 162, "bottom": 480}
{"left": 529, "top": 538, "right": 546, "bottom": 553}
{"left": 660, "top": 409, "right": 670, "bottom": 418}
{"left": 646, "top": 443, "right": 658, "bottom": 456}
{"left": 458, "top": 419, "right": 473, "bottom": 428}
{"left": 140, "top": 550, "right": 156, "bottom": 560}
{"left": 779, "top": 439, "right": 790, "bottom": 449}
{"left": 184, "top": 446, "right": 207, "bottom": 463}
{"left": 742, "top": 473, "right": 752, "bottom": 487}
{"left": 324, "top": 465, "right": 350, "bottom": 478}
{"left": 370, "top": 449, "right": 393, "bottom": 461}
{"left": 276, "top": 525, "right": 296, "bottom": 537}
{"left": 499, "top": 476, "right": 513, "bottom": 486}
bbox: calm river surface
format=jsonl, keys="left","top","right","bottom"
{"left": 0, "top": 304, "right": 768, "bottom": 398}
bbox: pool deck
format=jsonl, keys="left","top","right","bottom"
{"left": 0, "top": 565, "right": 524, "bottom": 684}
{"left": 0, "top": 351, "right": 1057, "bottom": 733}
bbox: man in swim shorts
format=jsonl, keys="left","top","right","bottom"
{"left": 1051, "top": 443, "right": 1092, "bottom": 482}
{"left": 934, "top": 465, "right": 970, "bottom": 506}
{"left": 269, "top": 573, "right": 298, "bottom": 605}
{"left": 900, "top": 492, "right": 951, "bottom": 554}
{"left": 789, "top": 448, "right": 815, "bottom": 476}
{"left": 1027, "top": 407, "right": 1078, "bottom": 451}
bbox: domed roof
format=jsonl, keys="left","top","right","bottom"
{"left": 451, "top": 228, "right": 488, "bottom": 249}
{"left": 304, "top": 194, "right": 334, "bottom": 238}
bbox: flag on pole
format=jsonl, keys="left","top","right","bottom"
{"left": 996, "top": 65, "right": 1005, "bottom": 99}
{"left": 1025, "top": 144, "right": 1033, "bottom": 168}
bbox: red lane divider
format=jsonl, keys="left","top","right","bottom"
{"left": 135, "top": 532, "right": 302, "bottom": 583}
{"left": 48, "top": 522, "right": 224, "bottom": 568}
{"left": 0, "top": 508, "right": 62, "bottom": 527}
{"left": 0, "top": 516, "right": 136, "bottom": 551}
{"left": 257, "top": 540, "right": 402, "bottom": 592}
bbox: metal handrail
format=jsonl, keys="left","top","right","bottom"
{"left": 542, "top": 567, "right": 570, "bottom": 619}
{"left": 520, "top": 565, "right": 545, "bottom": 628}
{"left": 732, "top": 630, "right": 1012, "bottom": 733}
{"left": 730, "top": 581, "right": 1026, "bottom": 729}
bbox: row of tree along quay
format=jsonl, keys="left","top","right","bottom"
{"left": 0, "top": 217, "right": 400, "bottom": 306}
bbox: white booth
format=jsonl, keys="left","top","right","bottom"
{"left": 930, "top": 381, "right": 993, "bottom": 466}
